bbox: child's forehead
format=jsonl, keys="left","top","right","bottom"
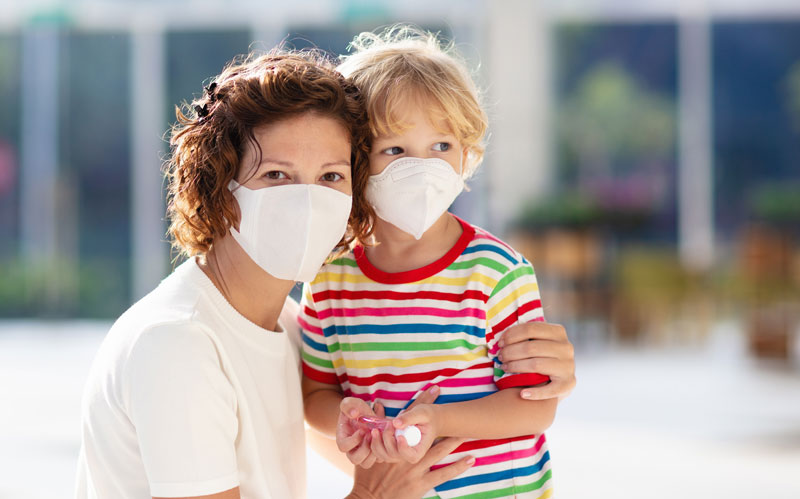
{"left": 374, "top": 91, "right": 454, "bottom": 138}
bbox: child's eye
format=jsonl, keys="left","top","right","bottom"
{"left": 264, "top": 170, "right": 288, "bottom": 180}
{"left": 321, "top": 172, "right": 344, "bottom": 182}
{"left": 382, "top": 146, "right": 404, "bottom": 156}
{"left": 432, "top": 142, "right": 451, "bottom": 152}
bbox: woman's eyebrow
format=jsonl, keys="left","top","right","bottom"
{"left": 260, "top": 158, "right": 293, "bottom": 167}
{"left": 321, "top": 160, "right": 351, "bottom": 168}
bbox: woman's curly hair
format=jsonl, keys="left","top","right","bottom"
{"left": 165, "top": 49, "right": 374, "bottom": 258}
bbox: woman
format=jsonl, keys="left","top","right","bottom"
{"left": 75, "top": 50, "right": 575, "bottom": 499}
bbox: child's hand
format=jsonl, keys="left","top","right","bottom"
{"left": 391, "top": 403, "right": 440, "bottom": 464}
{"left": 337, "top": 397, "right": 378, "bottom": 468}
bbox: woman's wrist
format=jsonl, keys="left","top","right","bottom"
{"left": 346, "top": 483, "right": 379, "bottom": 499}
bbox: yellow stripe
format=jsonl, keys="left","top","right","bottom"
{"left": 487, "top": 282, "right": 540, "bottom": 320}
{"left": 314, "top": 271, "right": 498, "bottom": 288}
{"left": 537, "top": 488, "right": 553, "bottom": 499}
{"left": 332, "top": 348, "right": 488, "bottom": 369}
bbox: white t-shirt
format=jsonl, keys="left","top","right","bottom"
{"left": 75, "top": 258, "right": 306, "bottom": 498}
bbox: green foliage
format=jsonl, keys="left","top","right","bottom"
{"left": 785, "top": 61, "right": 800, "bottom": 132}
{"left": 559, "top": 61, "right": 675, "bottom": 170}
{"left": 749, "top": 182, "right": 800, "bottom": 224}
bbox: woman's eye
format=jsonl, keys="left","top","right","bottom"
{"left": 432, "top": 142, "right": 451, "bottom": 152}
{"left": 382, "top": 146, "right": 404, "bottom": 156}
{"left": 264, "top": 170, "right": 288, "bottom": 180}
{"left": 321, "top": 172, "right": 344, "bottom": 182}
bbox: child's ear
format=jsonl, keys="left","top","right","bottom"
{"left": 460, "top": 147, "right": 469, "bottom": 175}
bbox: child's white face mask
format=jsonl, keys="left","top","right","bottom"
{"left": 228, "top": 180, "right": 352, "bottom": 282}
{"left": 365, "top": 157, "right": 464, "bottom": 240}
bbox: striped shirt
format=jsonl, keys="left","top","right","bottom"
{"left": 300, "top": 216, "right": 553, "bottom": 499}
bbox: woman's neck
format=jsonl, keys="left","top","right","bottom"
{"left": 198, "top": 233, "right": 295, "bottom": 331}
{"left": 366, "top": 212, "right": 463, "bottom": 274}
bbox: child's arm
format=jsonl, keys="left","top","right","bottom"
{"left": 302, "top": 376, "right": 379, "bottom": 468}
{"left": 298, "top": 282, "right": 378, "bottom": 467}
{"left": 301, "top": 376, "right": 344, "bottom": 436}
{"left": 395, "top": 387, "right": 557, "bottom": 440}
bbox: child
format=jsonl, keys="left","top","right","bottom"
{"left": 301, "top": 26, "right": 557, "bottom": 499}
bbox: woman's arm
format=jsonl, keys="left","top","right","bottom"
{"left": 497, "top": 321, "right": 576, "bottom": 401}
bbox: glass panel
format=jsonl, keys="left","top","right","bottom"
{"left": 64, "top": 32, "right": 132, "bottom": 317}
{"left": 0, "top": 33, "right": 22, "bottom": 317}
{"left": 713, "top": 21, "right": 800, "bottom": 237}
{"left": 554, "top": 23, "right": 678, "bottom": 243}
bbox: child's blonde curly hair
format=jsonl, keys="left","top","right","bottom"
{"left": 338, "top": 25, "right": 488, "bottom": 177}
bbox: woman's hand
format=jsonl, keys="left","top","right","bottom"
{"left": 346, "top": 385, "right": 474, "bottom": 498}
{"left": 497, "top": 322, "right": 576, "bottom": 401}
{"left": 346, "top": 436, "right": 473, "bottom": 499}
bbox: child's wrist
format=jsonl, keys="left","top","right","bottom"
{"left": 428, "top": 403, "right": 447, "bottom": 436}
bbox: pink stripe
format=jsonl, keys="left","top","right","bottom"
{"left": 431, "top": 434, "right": 545, "bottom": 470}
{"left": 425, "top": 376, "right": 495, "bottom": 389}
{"left": 347, "top": 389, "right": 418, "bottom": 402}
{"left": 473, "top": 232, "right": 516, "bottom": 254}
{"left": 297, "top": 316, "right": 323, "bottom": 336}
{"left": 316, "top": 306, "right": 486, "bottom": 320}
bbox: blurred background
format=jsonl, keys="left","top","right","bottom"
{"left": 1, "top": 0, "right": 799, "bottom": 497}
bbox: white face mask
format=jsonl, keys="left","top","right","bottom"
{"left": 228, "top": 180, "right": 352, "bottom": 282}
{"left": 365, "top": 157, "right": 464, "bottom": 239}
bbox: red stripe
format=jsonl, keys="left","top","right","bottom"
{"left": 344, "top": 362, "right": 494, "bottom": 387}
{"left": 489, "top": 299, "right": 543, "bottom": 341}
{"left": 312, "top": 288, "right": 489, "bottom": 304}
{"left": 452, "top": 434, "right": 537, "bottom": 453}
{"left": 302, "top": 364, "right": 339, "bottom": 385}
{"left": 303, "top": 305, "right": 318, "bottom": 319}
{"left": 496, "top": 372, "right": 550, "bottom": 389}
{"left": 354, "top": 217, "right": 476, "bottom": 284}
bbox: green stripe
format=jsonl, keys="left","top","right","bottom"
{"left": 490, "top": 265, "right": 535, "bottom": 298}
{"left": 452, "top": 469, "right": 552, "bottom": 499}
{"left": 326, "top": 339, "right": 483, "bottom": 354}
{"left": 493, "top": 367, "right": 505, "bottom": 378}
{"left": 301, "top": 350, "right": 334, "bottom": 369}
{"left": 330, "top": 257, "right": 358, "bottom": 267}
{"left": 448, "top": 257, "right": 509, "bottom": 274}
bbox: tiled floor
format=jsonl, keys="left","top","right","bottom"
{"left": 1, "top": 320, "right": 799, "bottom": 498}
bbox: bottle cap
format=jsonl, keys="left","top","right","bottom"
{"left": 396, "top": 425, "right": 422, "bottom": 446}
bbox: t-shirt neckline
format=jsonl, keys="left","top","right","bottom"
{"left": 185, "top": 257, "right": 286, "bottom": 336}
{"left": 354, "top": 214, "right": 475, "bottom": 284}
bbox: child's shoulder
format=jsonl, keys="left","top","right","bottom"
{"left": 460, "top": 218, "right": 530, "bottom": 270}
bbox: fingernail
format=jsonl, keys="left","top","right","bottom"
{"left": 466, "top": 456, "right": 476, "bottom": 465}
{"left": 497, "top": 352, "right": 504, "bottom": 361}
{"left": 498, "top": 339, "right": 505, "bottom": 347}
{"left": 430, "top": 385, "right": 440, "bottom": 394}
{"left": 521, "top": 391, "right": 532, "bottom": 399}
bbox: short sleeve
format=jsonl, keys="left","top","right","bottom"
{"left": 126, "top": 323, "right": 239, "bottom": 497}
{"left": 485, "top": 259, "right": 550, "bottom": 390}
{"left": 298, "top": 283, "right": 339, "bottom": 385}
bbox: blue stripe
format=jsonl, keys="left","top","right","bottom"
{"left": 384, "top": 407, "right": 402, "bottom": 418}
{"left": 301, "top": 333, "right": 330, "bottom": 353}
{"left": 462, "top": 244, "right": 518, "bottom": 265}
{"left": 382, "top": 392, "right": 496, "bottom": 418}
{"left": 322, "top": 323, "right": 486, "bottom": 339}
{"left": 436, "top": 451, "right": 551, "bottom": 492}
